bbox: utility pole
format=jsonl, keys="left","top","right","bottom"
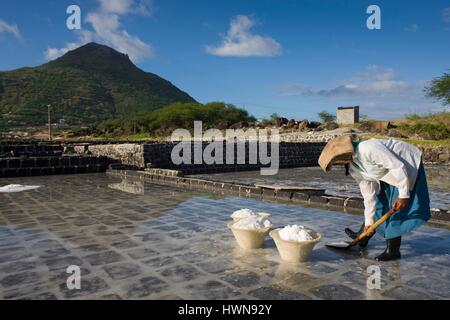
{"left": 47, "top": 104, "right": 52, "bottom": 141}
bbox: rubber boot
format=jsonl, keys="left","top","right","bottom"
{"left": 344, "top": 223, "right": 373, "bottom": 247}
{"left": 375, "top": 236, "right": 401, "bottom": 261}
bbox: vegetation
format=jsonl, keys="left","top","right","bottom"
{"left": 426, "top": 71, "right": 450, "bottom": 106}
{"left": 0, "top": 43, "right": 195, "bottom": 128}
{"left": 318, "top": 110, "right": 336, "bottom": 123}
{"left": 397, "top": 111, "right": 450, "bottom": 140}
{"left": 259, "top": 113, "right": 280, "bottom": 127}
{"left": 96, "top": 102, "right": 256, "bottom": 136}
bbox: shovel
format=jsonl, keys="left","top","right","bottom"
{"left": 326, "top": 208, "right": 397, "bottom": 249}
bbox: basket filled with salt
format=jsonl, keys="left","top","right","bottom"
{"left": 270, "top": 225, "right": 321, "bottom": 263}
{"left": 228, "top": 212, "right": 272, "bottom": 250}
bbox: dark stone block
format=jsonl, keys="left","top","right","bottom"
{"left": 345, "top": 197, "right": 365, "bottom": 209}
{"left": 230, "top": 184, "right": 242, "bottom": 192}
{"left": 203, "top": 181, "right": 216, "bottom": 189}
{"left": 262, "top": 188, "right": 275, "bottom": 198}
{"left": 328, "top": 196, "right": 346, "bottom": 207}
{"left": 16, "top": 168, "right": 30, "bottom": 176}
{"left": 276, "top": 190, "right": 293, "bottom": 199}
{"left": 310, "top": 195, "right": 329, "bottom": 204}
{"left": 42, "top": 167, "right": 53, "bottom": 175}
{"left": 293, "top": 192, "right": 310, "bottom": 202}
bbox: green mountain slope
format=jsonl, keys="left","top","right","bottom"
{"left": 0, "top": 42, "right": 196, "bottom": 127}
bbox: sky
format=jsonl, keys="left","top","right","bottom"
{"left": 0, "top": 0, "right": 449, "bottom": 120}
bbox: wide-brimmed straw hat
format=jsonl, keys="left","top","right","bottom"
{"left": 318, "top": 135, "right": 354, "bottom": 172}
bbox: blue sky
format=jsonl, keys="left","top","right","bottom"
{"left": 0, "top": 0, "right": 449, "bottom": 120}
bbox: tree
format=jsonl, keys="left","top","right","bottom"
{"left": 318, "top": 110, "right": 336, "bottom": 123}
{"left": 426, "top": 72, "right": 450, "bottom": 106}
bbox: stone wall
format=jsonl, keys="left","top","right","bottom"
{"left": 143, "top": 141, "right": 326, "bottom": 174}
{"left": 75, "top": 143, "right": 145, "bottom": 168}
{"left": 72, "top": 140, "right": 450, "bottom": 172}
{"left": 421, "top": 146, "right": 450, "bottom": 165}
{"left": 74, "top": 141, "right": 325, "bottom": 173}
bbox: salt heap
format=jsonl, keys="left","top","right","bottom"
{"left": 231, "top": 208, "right": 255, "bottom": 220}
{"left": 233, "top": 215, "right": 272, "bottom": 230}
{"left": 231, "top": 208, "right": 271, "bottom": 221}
{"left": 0, "top": 184, "right": 41, "bottom": 193}
{"left": 279, "top": 225, "right": 315, "bottom": 242}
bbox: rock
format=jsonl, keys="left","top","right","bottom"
{"left": 372, "top": 121, "right": 394, "bottom": 131}
{"left": 298, "top": 120, "right": 309, "bottom": 131}
{"left": 387, "top": 129, "right": 406, "bottom": 138}
{"left": 287, "top": 119, "right": 297, "bottom": 128}
{"left": 308, "top": 121, "right": 322, "bottom": 129}
{"left": 324, "top": 122, "right": 339, "bottom": 130}
{"left": 229, "top": 121, "right": 248, "bottom": 129}
{"left": 276, "top": 117, "right": 289, "bottom": 127}
{"left": 217, "top": 121, "right": 230, "bottom": 130}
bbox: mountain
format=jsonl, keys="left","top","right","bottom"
{"left": 0, "top": 42, "right": 196, "bottom": 127}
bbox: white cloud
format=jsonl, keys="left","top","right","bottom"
{"left": 281, "top": 66, "right": 412, "bottom": 98}
{"left": 45, "top": 30, "right": 93, "bottom": 60}
{"left": 44, "top": 0, "right": 153, "bottom": 62}
{"left": 205, "top": 15, "right": 282, "bottom": 57}
{"left": 99, "top": 0, "right": 153, "bottom": 15}
{"left": 0, "top": 18, "right": 21, "bottom": 39}
{"left": 443, "top": 7, "right": 450, "bottom": 23}
{"left": 278, "top": 65, "right": 440, "bottom": 119}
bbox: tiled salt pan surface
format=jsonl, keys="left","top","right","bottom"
{"left": 0, "top": 173, "right": 449, "bottom": 300}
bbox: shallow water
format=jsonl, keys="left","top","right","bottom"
{"left": 0, "top": 173, "right": 449, "bottom": 300}
{"left": 193, "top": 166, "right": 450, "bottom": 210}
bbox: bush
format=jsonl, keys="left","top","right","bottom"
{"left": 318, "top": 110, "right": 336, "bottom": 123}
{"left": 398, "top": 122, "right": 449, "bottom": 140}
{"left": 96, "top": 102, "right": 256, "bottom": 136}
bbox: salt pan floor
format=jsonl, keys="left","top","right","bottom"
{"left": 0, "top": 173, "right": 449, "bottom": 299}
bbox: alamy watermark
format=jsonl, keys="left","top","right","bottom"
{"left": 366, "top": 265, "right": 381, "bottom": 290}
{"left": 170, "top": 121, "right": 280, "bottom": 175}
{"left": 367, "top": 5, "right": 381, "bottom": 30}
{"left": 66, "top": 265, "right": 81, "bottom": 290}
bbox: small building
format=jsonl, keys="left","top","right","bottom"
{"left": 336, "top": 106, "right": 359, "bottom": 125}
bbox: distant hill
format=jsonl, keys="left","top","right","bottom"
{"left": 0, "top": 42, "right": 196, "bottom": 127}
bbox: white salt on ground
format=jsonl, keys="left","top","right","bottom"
{"left": 0, "top": 184, "right": 41, "bottom": 193}
{"left": 233, "top": 215, "right": 272, "bottom": 230}
{"left": 279, "top": 225, "right": 315, "bottom": 242}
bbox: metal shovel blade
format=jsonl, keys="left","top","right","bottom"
{"left": 325, "top": 240, "right": 354, "bottom": 249}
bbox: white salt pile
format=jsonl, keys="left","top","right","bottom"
{"left": 233, "top": 215, "right": 272, "bottom": 230}
{"left": 279, "top": 225, "right": 315, "bottom": 242}
{"left": 231, "top": 208, "right": 271, "bottom": 220}
{"left": 231, "top": 208, "right": 255, "bottom": 220}
{"left": 0, "top": 184, "right": 41, "bottom": 193}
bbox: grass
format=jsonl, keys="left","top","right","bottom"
{"left": 366, "top": 134, "right": 450, "bottom": 148}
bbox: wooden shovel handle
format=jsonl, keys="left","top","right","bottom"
{"left": 352, "top": 208, "right": 397, "bottom": 245}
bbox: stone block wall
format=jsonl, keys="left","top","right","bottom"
{"left": 421, "top": 146, "right": 450, "bottom": 164}
{"left": 74, "top": 141, "right": 326, "bottom": 173}
{"left": 78, "top": 143, "right": 145, "bottom": 169}
{"left": 142, "top": 141, "right": 326, "bottom": 174}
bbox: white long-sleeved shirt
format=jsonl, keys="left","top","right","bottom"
{"left": 349, "top": 139, "right": 422, "bottom": 225}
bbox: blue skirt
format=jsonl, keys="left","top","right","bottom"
{"left": 375, "top": 163, "right": 431, "bottom": 239}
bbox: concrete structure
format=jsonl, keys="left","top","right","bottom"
{"left": 336, "top": 106, "right": 360, "bottom": 125}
